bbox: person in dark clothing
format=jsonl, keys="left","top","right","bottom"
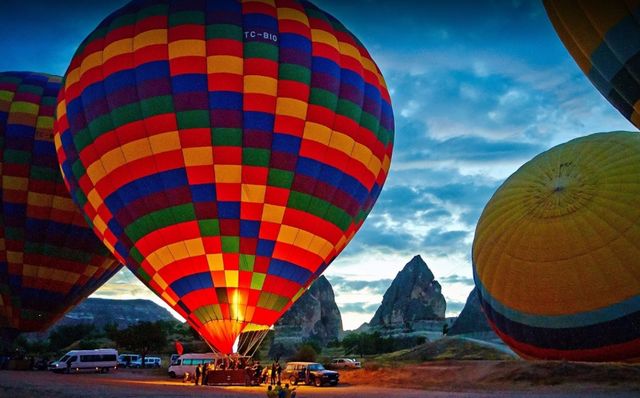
{"left": 195, "top": 364, "right": 202, "bottom": 385}
{"left": 254, "top": 361, "right": 263, "bottom": 383}
{"left": 270, "top": 361, "right": 277, "bottom": 385}
{"left": 203, "top": 363, "right": 212, "bottom": 386}
{"left": 275, "top": 361, "right": 281, "bottom": 383}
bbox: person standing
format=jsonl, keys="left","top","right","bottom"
{"left": 195, "top": 363, "right": 202, "bottom": 386}
{"left": 270, "top": 361, "right": 277, "bottom": 385}
{"left": 203, "top": 362, "right": 212, "bottom": 385}
{"left": 275, "top": 361, "right": 282, "bottom": 383}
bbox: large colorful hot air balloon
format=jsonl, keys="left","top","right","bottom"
{"left": 544, "top": 0, "right": 640, "bottom": 129}
{"left": 473, "top": 131, "right": 640, "bottom": 362}
{"left": 0, "top": 71, "right": 120, "bottom": 347}
{"left": 54, "top": 0, "right": 393, "bottom": 354}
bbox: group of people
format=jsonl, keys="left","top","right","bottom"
{"left": 266, "top": 381, "right": 296, "bottom": 398}
{"left": 189, "top": 357, "right": 272, "bottom": 387}
{"left": 263, "top": 360, "right": 282, "bottom": 385}
{"left": 186, "top": 357, "right": 298, "bottom": 397}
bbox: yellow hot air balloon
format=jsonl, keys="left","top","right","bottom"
{"left": 473, "top": 131, "right": 640, "bottom": 361}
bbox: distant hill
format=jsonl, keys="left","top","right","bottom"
{"left": 51, "top": 298, "right": 177, "bottom": 330}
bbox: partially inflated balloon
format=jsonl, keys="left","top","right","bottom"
{"left": 54, "top": 0, "right": 393, "bottom": 354}
{"left": 473, "top": 131, "right": 640, "bottom": 362}
{"left": 544, "top": 0, "right": 640, "bottom": 129}
{"left": 0, "top": 72, "right": 120, "bottom": 343}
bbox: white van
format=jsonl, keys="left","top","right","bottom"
{"left": 49, "top": 348, "right": 118, "bottom": 373}
{"left": 168, "top": 353, "right": 218, "bottom": 378}
{"left": 131, "top": 356, "right": 162, "bottom": 368}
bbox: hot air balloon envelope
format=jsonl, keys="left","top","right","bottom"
{"left": 544, "top": 0, "right": 640, "bottom": 129}
{"left": 473, "top": 131, "right": 640, "bottom": 362}
{"left": 0, "top": 71, "right": 120, "bottom": 345}
{"left": 54, "top": 0, "right": 394, "bottom": 354}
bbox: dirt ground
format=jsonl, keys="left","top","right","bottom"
{"left": 1, "top": 361, "right": 640, "bottom": 398}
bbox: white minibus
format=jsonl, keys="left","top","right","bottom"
{"left": 49, "top": 348, "right": 118, "bottom": 373}
{"left": 167, "top": 353, "right": 219, "bottom": 378}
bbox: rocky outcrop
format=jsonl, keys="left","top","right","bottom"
{"left": 269, "top": 276, "right": 343, "bottom": 357}
{"left": 53, "top": 298, "right": 176, "bottom": 330}
{"left": 370, "top": 255, "right": 446, "bottom": 330}
{"left": 448, "top": 287, "right": 494, "bottom": 336}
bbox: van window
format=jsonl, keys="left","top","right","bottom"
{"left": 68, "top": 356, "right": 77, "bottom": 363}
{"left": 60, "top": 355, "right": 70, "bottom": 362}
{"left": 175, "top": 359, "right": 181, "bottom": 365}
{"left": 183, "top": 359, "right": 192, "bottom": 365}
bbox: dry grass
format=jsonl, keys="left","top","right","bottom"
{"left": 339, "top": 360, "right": 640, "bottom": 392}
{"left": 394, "top": 337, "right": 515, "bottom": 361}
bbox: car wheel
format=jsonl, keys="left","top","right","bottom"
{"left": 289, "top": 376, "right": 297, "bottom": 385}
{"left": 314, "top": 378, "right": 322, "bottom": 387}
{"left": 169, "top": 371, "right": 176, "bottom": 378}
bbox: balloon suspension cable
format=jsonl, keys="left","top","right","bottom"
{"left": 237, "top": 329, "right": 270, "bottom": 358}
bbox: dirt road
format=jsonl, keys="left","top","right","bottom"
{"left": 1, "top": 369, "right": 638, "bottom": 398}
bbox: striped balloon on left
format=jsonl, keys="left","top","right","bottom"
{"left": 0, "top": 72, "right": 120, "bottom": 346}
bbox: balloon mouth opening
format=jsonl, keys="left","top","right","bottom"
{"left": 232, "top": 336, "right": 240, "bottom": 354}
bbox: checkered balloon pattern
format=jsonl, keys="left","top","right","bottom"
{"left": 55, "top": 0, "right": 393, "bottom": 353}
{"left": 0, "top": 71, "right": 120, "bottom": 334}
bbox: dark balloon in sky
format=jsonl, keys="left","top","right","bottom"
{"left": 545, "top": 0, "right": 640, "bottom": 129}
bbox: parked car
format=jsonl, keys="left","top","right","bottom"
{"left": 282, "top": 362, "right": 339, "bottom": 387}
{"left": 330, "top": 358, "right": 361, "bottom": 369}
{"left": 33, "top": 357, "right": 50, "bottom": 370}
{"left": 48, "top": 349, "right": 118, "bottom": 373}
{"left": 130, "top": 356, "right": 162, "bottom": 368}
{"left": 169, "top": 354, "right": 180, "bottom": 365}
{"left": 117, "top": 353, "right": 140, "bottom": 368}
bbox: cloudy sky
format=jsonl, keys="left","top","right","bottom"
{"left": 1, "top": 1, "right": 634, "bottom": 330}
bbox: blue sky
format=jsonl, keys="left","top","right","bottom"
{"left": 1, "top": 1, "right": 635, "bottom": 330}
